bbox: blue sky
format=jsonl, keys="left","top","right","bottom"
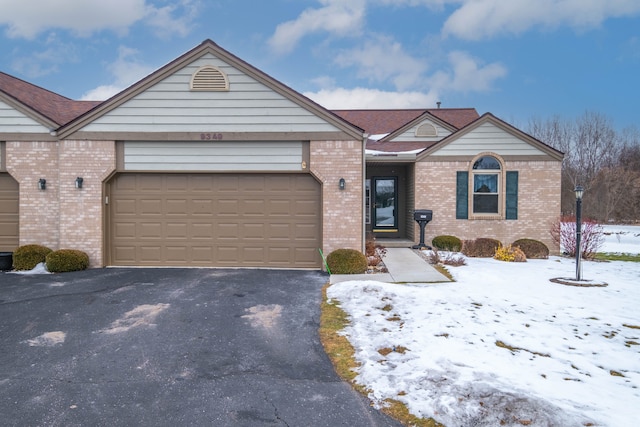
{"left": 1, "top": 0, "right": 639, "bottom": 129}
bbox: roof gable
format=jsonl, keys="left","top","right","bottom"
{"left": 417, "top": 113, "right": 564, "bottom": 161}
{"left": 0, "top": 71, "right": 99, "bottom": 128}
{"left": 59, "top": 40, "right": 363, "bottom": 140}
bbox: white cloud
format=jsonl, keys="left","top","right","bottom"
{"left": 304, "top": 87, "right": 438, "bottom": 109}
{"left": 0, "top": 0, "right": 199, "bottom": 39}
{"left": 268, "top": 0, "right": 366, "bottom": 55}
{"left": 334, "top": 35, "right": 428, "bottom": 91}
{"left": 0, "top": 0, "right": 147, "bottom": 39}
{"left": 11, "top": 34, "right": 79, "bottom": 78}
{"left": 429, "top": 51, "right": 506, "bottom": 92}
{"left": 144, "top": 0, "right": 201, "bottom": 39}
{"left": 80, "top": 46, "right": 155, "bottom": 100}
{"left": 442, "top": 0, "right": 640, "bottom": 40}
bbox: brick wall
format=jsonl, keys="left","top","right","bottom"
{"left": 311, "top": 140, "right": 364, "bottom": 256}
{"left": 6, "top": 140, "right": 116, "bottom": 266}
{"left": 415, "top": 159, "right": 562, "bottom": 252}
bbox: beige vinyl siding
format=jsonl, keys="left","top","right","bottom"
{"left": 431, "top": 122, "right": 545, "bottom": 156}
{"left": 390, "top": 120, "right": 452, "bottom": 142}
{"left": 124, "top": 141, "right": 304, "bottom": 171}
{"left": 81, "top": 54, "right": 342, "bottom": 134}
{"left": 0, "top": 100, "right": 50, "bottom": 133}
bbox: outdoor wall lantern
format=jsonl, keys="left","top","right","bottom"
{"left": 38, "top": 178, "right": 46, "bottom": 190}
{"left": 339, "top": 178, "right": 346, "bottom": 190}
{"left": 75, "top": 177, "right": 84, "bottom": 189}
{"left": 575, "top": 185, "right": 584, "bottom": 281}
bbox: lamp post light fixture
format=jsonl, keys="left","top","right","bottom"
{"left": 75, "top": 177, "right": 84, "bottom": 189}
{"left": 38, "top": 178, "right": 46, "bottom": 190}
{"left": 575, "top": 185, "right": 584, "bottom": 281}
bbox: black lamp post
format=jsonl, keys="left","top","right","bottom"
{"left": 575, "top": 186, "right": 584, "bottom": 281}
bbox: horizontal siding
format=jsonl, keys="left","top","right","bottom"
{"left": 0, "top": 100, "right": 49, "bottom": 133}
{"left": 431, "top": 122, "right": 544, "bottom": 156}
{"left": 124, "top": 141, "right": 303, "bottom": 171}
{"left": 391, "top": 120, "right": 452, "bottom": 142}
{"left": 82, "top": 53, "right": 341, "bottom": 134}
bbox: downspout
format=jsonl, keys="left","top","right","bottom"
{"left": 361, "top": 132, "right": 369, "bottom": 254}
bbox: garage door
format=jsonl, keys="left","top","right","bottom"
{"left": 108, "top": 173, "right": 321, "bottom": 268}
{"left": 0, "top": 173, "right": 19, "bottom": 252}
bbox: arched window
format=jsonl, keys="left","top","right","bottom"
{"left": 472, "top": 155, "right": 501, "bottom": 214}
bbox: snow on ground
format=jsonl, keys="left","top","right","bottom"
{"left": 327, "top": 225, "right": 640, "bottom": 427}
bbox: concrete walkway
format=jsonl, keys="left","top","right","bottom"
{"left": 330, "top": 247, "right": 451, "bottom": 284}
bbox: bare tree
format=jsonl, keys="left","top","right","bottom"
{"left": 526, "top": 111, "right": 638, "bottom": 222}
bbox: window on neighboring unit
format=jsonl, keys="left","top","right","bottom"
{"left": 472, "top": 155, "right": 501, "bottom": 214}
{"left": 415, "top": 122, "right": 438, "bottom": 137}
{"left": 190, "top": 65, "right": 229, "bottom": 91}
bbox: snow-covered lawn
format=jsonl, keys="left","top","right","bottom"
{"left": 327, "top": 226, "right": 640, "bottom": 427}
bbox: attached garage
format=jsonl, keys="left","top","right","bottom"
{"left": 107, "top": 172, "right": 322, "bottom": 268}
{"left": 0, "top": 173, "right": 19, "bottom": 252}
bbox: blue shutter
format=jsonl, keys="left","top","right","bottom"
{"left": 505, "top": 171, "right": 518, "bottom": 220}
{"left": 456, "top": 171, "right": 468, "bottom": 219}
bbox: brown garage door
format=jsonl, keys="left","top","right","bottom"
{"left": 108, "top": 173, "right": 321, "bottom": 268}
{"left": 0, "top": 173, "right": 19, "bottom": 252}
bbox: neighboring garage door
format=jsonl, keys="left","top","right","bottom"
{"left": 108, "top": 173, "right": 321, "bottom": 268}
{"left": 0, "top": 173, "right": 19, "bottom": 252}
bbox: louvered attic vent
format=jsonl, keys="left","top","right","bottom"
{"left": 415, "top": 122, "right": 438, "bottom": 137}
{"left": 190, "top": 66, "right": 229, "bottom": 91}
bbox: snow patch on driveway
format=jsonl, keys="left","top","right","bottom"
{"left": 25, "top": 331, "right": 66, "bottom": 347}
{"left": 242, "top": 304, "right": 282, "bottom": 329}
{"left": 101, "top": 303, "right": 170, "bottom": 334}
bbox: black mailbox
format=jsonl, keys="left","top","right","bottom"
{"left": 412, "top": 209, "right": 433, "bottom": 250}
{"left": 413, "top": 209, "right": 432, "bottom": 222}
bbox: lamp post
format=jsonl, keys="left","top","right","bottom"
{"left": 575, "top": 186, "right": 584, "bottom": 281}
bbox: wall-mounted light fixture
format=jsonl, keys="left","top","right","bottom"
{"left": 339, "top": 178, "right": 346, "bottom": 190}
{"left": 38, "top": 178, "right": 46, "bottom": 190}
{"left": 75, "top": 177, "right": 84, "bottom": 189}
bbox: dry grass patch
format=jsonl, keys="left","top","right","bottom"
{"left": 380, "top": 399, "right": 443, "bottom": 427}
{"left": 321, "top": 283, "right": 439, "bottom": 426}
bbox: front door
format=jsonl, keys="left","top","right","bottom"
{"left": 372, "top": 177, "right": 398, "bottom": 232}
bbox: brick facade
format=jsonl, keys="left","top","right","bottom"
{"left": 6, "top": 140, "right": 116, "bottom": 266}
{"left": 311, "top": 140, "right": 364, "bottom": 255}
{"left": 415, "top": 159, "right": 562, "bottom": 252}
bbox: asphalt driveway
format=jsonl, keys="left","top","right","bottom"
{"left": 0, "top": 268, "right": 401, "bottom": 427}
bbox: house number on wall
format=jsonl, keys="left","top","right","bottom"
{"left": 200, "top": 133, "right": 223, "bottom": 140}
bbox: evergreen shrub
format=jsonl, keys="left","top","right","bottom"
{"left": 326, "top": 249, "right": 368, "bottom": 274}
{"left": 431, "top": 235, "right": 462, "bottom": 252}
{"left": 45, "top": 249, "right": 90, "bottom": 273}
{"left": 512, "top": 238, "right": 549, "bottom": 259}
{"left": 12, "top": 244, "right": 53, "bottom": 271}
{"left": 462, "top": 238, "right": 502, "bottom": 257}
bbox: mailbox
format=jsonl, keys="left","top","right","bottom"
{"left": 412, "top": 209, "right": 433, "bottom": 250}
{"left": 413, "top": 210, "right": 432, "bottom": 222}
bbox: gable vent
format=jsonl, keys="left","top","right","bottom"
{"left": 190, "top": 66, "right": 229, "bottom": 91}
{"left": 415, "top": 122, "right": 437, "bottom": 137}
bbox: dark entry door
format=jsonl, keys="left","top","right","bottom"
{"left": 373, "top": 177, "right": 397, "bottom": 231}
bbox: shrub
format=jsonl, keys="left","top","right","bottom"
{"left": 365, "top": 234, "right": 387, "bottom": 267}
{"left": 550, "top": 215, "right": 604, "bottom": 259}
{"left": 462, "top": 238, "right": 502, "bottom": 258}
{"left": 494, "top": 245, "right": 527, "bottom": 262}
{"left": 512, "top": 238, "right": 549, "bottom": 259}
{"left": 431, "top": 235, "right": 462, "bottom": 252}
{"left": 12, "top": 244, "right": 53, "bottom": 271}
{"left": 428, "top": 249, "right": 466, "bottom": 266}
{"left": 326, "top": 249, "right": 368, "bottom": 274}
{"left": 45, "top": 249, "right": 90, "bottom": 273}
